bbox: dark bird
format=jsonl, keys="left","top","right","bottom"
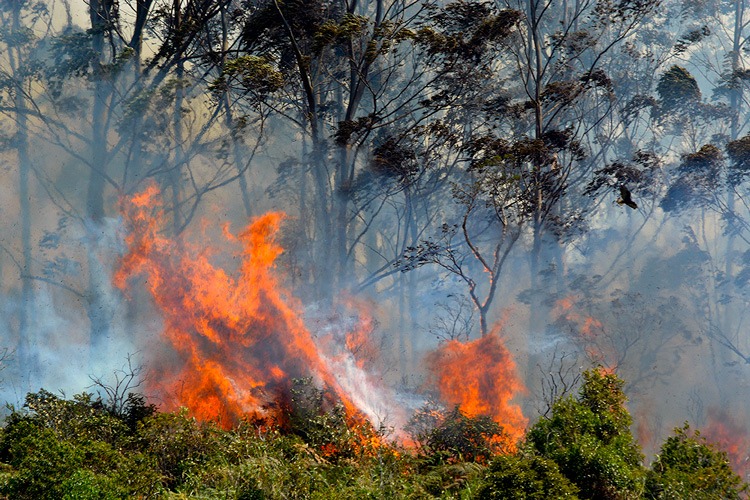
{"left": 616, "top": 185, "right": 638, "bottom": 210}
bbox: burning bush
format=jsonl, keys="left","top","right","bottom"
{"left": 0, "top": 372, "right": 747, "bottom": 498}
{"left": 424, "top": 332, "right": 527, "bottom": 453}
{"left": 272, "top": 377, "right": 386, "bottom": 462}
{"left": 116, "top": 186, "right": 366, "bottom": 427}
{"left": 412, "top": 405, "right": 512, "bottom": 463}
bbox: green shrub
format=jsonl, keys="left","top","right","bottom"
{"left": 136, "top": 408, "right": 222, "bottom": 489}
{"left": 477, "top": 454, "right": 579, "bottom": 499}
{"left": 0, "top": 422, "right": 83, "bottom": 499}
{"left": 60, "top": 469, "right": 123, "bottom": 500}
{"left": 0, "top": 390, "right": 164, "bottom": 498}
{"left": 646, "top": 423, "right": 747, "bottom": 499}
{"left": 526, "top": 368, "right": 645, "bottom": 499}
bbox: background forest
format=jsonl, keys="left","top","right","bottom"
{"left": 2, "top": 0, "right": 750, "bottom": 493}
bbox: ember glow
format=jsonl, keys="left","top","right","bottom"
{"left": 704, "top": 408, "right": 750, "bottom": 477}
{"left": 553, "top": 295, "right": 612, "bottom": 367}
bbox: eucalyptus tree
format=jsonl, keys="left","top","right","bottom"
{"left": 637, "top": 1, "right": 750, "bottom": 388}
{"left": 399, "top": 0, "right": 662, "bottom": 338}
{"left": 493, "top": 0, "right": 661, "bottom": 281}
{"left": 0, "top": 0, "right": 270, "bottom": 361}
{"left": 0, "top": 0, "right": 52, "bottom": 376}
{"left": 220, "top": 0, "right": 512, "bottom": 304}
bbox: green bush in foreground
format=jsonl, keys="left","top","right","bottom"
{"left": 477, "top": 454, "right": 579, "bottom": 499}
{"left": 0, "top": 370, "right": 745, "bottom": 498}
{"left": 526, "top": 368, "right": 646, "bottom": 499}
{"left": 646, "top": 423, "right": 747, "bottom": 499}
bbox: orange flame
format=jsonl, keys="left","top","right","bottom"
{"left": 704, "top": 408, "right": 750, "bottom": 477}
{"left": 425, "top": 326, "right": 527, "bottom": 452}
{"left": 553, "top": 295, "right": 613, "bottom": 367}
{"left": 115, "top": 185, "right": 359, "bottom": 426}
{"left": 553, "top": 295, "right": 603, "bottom": 339}
{"left": 342, "top": 297, "right": 380, "bottom": 373}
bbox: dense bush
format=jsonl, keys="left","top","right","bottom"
{"left": 526, "top": 368, "right": 646, "bottom": 499}
{"left": 646, "top": 423, "right": 747, "bottom": 499}
{"left": 0, "top": 371, "right": 745, "bottom": 498}
{"left": 0, "top": 390, "right": 160, "bottom": 499}
{"left": 477, "top": 454, "right": 579, "bottom": 499}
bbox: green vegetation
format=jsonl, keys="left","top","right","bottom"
{"left": 0, "top": 370, "right": 744, "bottom": 499}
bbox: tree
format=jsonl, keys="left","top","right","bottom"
{"left": 400, "top": 0, "right": 660, "bottom": 337}
{"left": 526, "top": 367, "right": 645, "bottom": 499}
{"left": 646, "top": 423, "right": 747, "bottom": 499}
{"left": 0, "top": 0, "right": 49, "bottom": 381}
{"left": 0, "top": 0, "right": 271, "bottom": 377}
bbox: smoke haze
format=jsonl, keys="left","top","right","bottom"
{"left": 2, "top": 0, "right": 750, "bottom": 474}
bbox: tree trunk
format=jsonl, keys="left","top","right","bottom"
{"left": 86, "top": 0, "right": 116, "bottom": 356}
{"left": 8, "top": 5, "right": 36, "bottom": 377}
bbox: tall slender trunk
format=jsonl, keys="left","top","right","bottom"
{"left": 86, "top": 0, "right": 115, "bottom": 356}
{"left": 221, "top": 6, "right": 252, "bottom": 217}
{"left": 528, "top": 0, "right": 546, "bottom": 333}
{"left": 170, "top": 0, "right": 185, "bottom": 234}
{"left": 312, "top": 136, "right": 334, "bottom": 301}
{"left": 123, "top": 0, "right": 151, "bottom": 188}
{"left": 714, "top": 0, "right": 746, "bottom": 406}
{"left": 8, "top": 6, "right": 36, "bottom": 377}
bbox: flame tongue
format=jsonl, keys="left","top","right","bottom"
{"left": 115, "top": 186, "right": 355, "bottom": 425}
{"left": 116, "top": 185, "right": 528, "bottom": 441}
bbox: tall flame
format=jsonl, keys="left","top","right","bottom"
{"left": 425, "top": 326, "right": 528, "bottom": 451}
{"left": 115, "top": 185, "right": 358, "bottom": 425}
{"left": 115, "top": 185, "right": 529, "bottom": 444}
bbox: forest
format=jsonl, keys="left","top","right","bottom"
{"left": 2, "top": 0, "right": 750, "bottom": 496}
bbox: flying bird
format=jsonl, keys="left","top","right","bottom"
{"left": 616, "top": 185, "right": 638, "bottom": 210}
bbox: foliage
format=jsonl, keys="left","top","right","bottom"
{"left": 656, "top": 65, "right": 701, "bottom": 111}
{"left": 646, "top": 423, "right": 747, "bottom": 499}
{"left": 135, "top": 408, "right": 222, "bottom": 489}
{"left": 584, "top": 151, "right": 661, "bottom": 201}
{"left": 277, "top": 377, "right": 384, "bottom": 462}
{"left": 477, "top": 454, "right": 580, "bottom": 499}
{"left": 525, "top": 368, "right": 646, "bottom": 499}
{"left": 727, "top": 134, "right": 750, "bottom": 184}
{"left": 0, "top": 390, "right": 160, "bottom": 499}
{"left": 661, "top": 144, "right": 724, "bottom": 213}
{"left": 210, "top": 55, "right": 285, "bottom": 102}
{"left": 0, "top": 374, "right": 745, "bottom": 498}
{"left": 411, "top": 405, "right": 510, "bottom": 464}
{"left": 413, "top": 1, "right": 521, "bottom": 64}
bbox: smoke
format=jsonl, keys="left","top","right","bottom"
{"left": 0, "top": 217, "right": 142, "bottom": 408}
{"left": 3, "top": 0, "right": 750, "bottom": 474}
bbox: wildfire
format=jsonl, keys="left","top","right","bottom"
{"left": 115, "top": 185, "right": 529, "bottom": 451}
{"left": 553, "top": 295, "right": 612, "bottom": 367}
{"left": 704, "top": 408, "right": 750, "bottom": 477}
{"left": 425, "top": 325, "right": 528, "bottom": 452}
{"left": 115, "top": 185, "right": 359, "bottom": 425}
{"left": 553, "top": 295, "right": 603, "bottom": 338}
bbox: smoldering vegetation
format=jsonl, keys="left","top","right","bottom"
{"left": 1, "top": 0, "right": 750, "bottom": 483}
